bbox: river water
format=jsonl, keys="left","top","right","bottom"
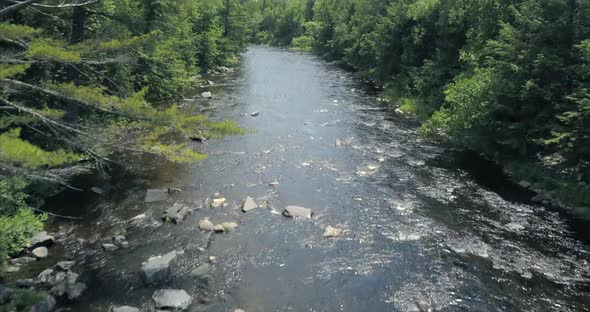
{"left": 17, "top": 46, "right": 590, "bottom": 311}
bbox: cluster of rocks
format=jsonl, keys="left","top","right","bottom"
{"left": 102, "top": 235, "right": 130, "bottom": 252}
{"left": 6, "top": 231, "right": 55, "bottom": 273}
{"left": 28, "top": 260, "right": 86, "bottom": 302}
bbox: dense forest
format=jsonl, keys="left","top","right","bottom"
{"left": 255, "top": 0, "right": 590, "bottom": 209}
{"left": 1, "top": 0, "right": 589, "bottom": 287}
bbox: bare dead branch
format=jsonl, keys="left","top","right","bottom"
{"left": 0, "top": 0, "right": 42, "bottom": 17}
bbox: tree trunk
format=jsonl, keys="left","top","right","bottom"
{"left": 70, "top": 0, "right": 87, "bottom": 43}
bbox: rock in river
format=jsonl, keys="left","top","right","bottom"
{"left": 211, "top": 198, "right": 226, "bottom": 208}
{"left": 162, "top": 203, "right": 189, "bottom": 224}
{"left": 323, "top": 226, "right": 344, "bottom": 238}
{"left": 221, "top": 222, "right": 239, "bottom": 231}
{"left": 198, "top": 219, "right": 215, "bottom": 231}
{"left": 201, "top": 91, "right": 213, "bottom": 99}
{"left": 10, "top": 256, "right": 36, "bottom": 265}
{"left": 28, "top": 231, "right": 54, "bottom": 248}
{"left": 113, "top": 306, "right": 139, "bottom": 312}
{"left": 283, "top": 206, "right": 313, "bottom": 218}
{"left": 32, "top": 246, "right": 48, "bottom": 259}
{"left": 29, "top": 295, "right": 56, "bottom": 312}
{"left": 141, "top": 251, "right": 177, "bottom": 285}
{"left": 242, "top": 196, "right": 258, "bottom": 212}
{"left": 102, "top": 243, "right": 117, "bottom": 252}
{"left": 145, "top": 189, "right": 167, "bottom": 203}
{"left": 213, "top": 224, "right": 225, "bottom": 233}
{"left": 152, "top": 289, "right": 192, "bottom": 310}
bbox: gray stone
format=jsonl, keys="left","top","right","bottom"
{"left": 198, "top": 219, "right": 214, "bottom": 231}
{"left": 191, "top": 263, "right": 212, "bottom": 280}
{"left": 201, "top": 91, "right": 213, "bottom": 99}
{"left": 323, "top": 226, "right": 344, "bottom": 238}
{"left": 112, "top": 235, "right": 126, "bottom": 244}
{"left": 102, "top": 243, "right": 118, "bottom": 252}
{"left": 206, "top": 80, "right": 214, "bottom": 86}
{"left": 141, "top": 251, "right": 177, "bottom": 285}
{"left": 145, "top": 189, "right": 168, "bottom": 203}
{"left": 113, "top": 306, "right": 140, "bottom": 312}
{"left": 283, "top": 206, "right": 312, "bottom": 218}
{"left": 250, "top": 112, "right": 260, "bottom": 117}
{"left": 5, "top": 266, "right": 20, "bottom": 273}
{"left": 56, "top": 261, "right": 75, "bottom": 271}
{"left": 269, "top": 181, "right": 279, "bottom": 186}
{"left": 241, "top": 196, "right": 258, "bottom": 212}
{"left": 162, "top": 203, "right": 189, "bottom": 224}
{"left": 28, "top": 231, "right": 55, "bottom": 248}
{"left": 66, "top": 282, "right": 86, "bottom": 301}
{"left": 10, "top": 256, "right": 36, "bottom": 265}
{"left": 152, "top": 289, "right": 192, "bottom": 310}
{"left": 36, "top": 269, "right": 54, "bottom": 284}
{"left": 213, "top": 225, "right": 225, "bottom": 233}
{"left": 234, "top": 310, "right": 246, "bottom": 312}
{"left": 16, "top": 279, "right": 35, "bottom": 288}
{"left": 32, "top": 247, "right": 48, "bottom": 259}
{"left": 29, "top": 295, "right": 56, "bottom": 312}
{"left": 0, "top": 284, "right": 13, "bottom": 305}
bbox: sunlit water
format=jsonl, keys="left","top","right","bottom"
{"left": 13, "top": 46, "right": 590, "bottom": 311}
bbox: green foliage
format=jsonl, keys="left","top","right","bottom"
{"left": 0, "top": 128, "right": 82, "bottom": 168}
{"left": 0, "top": 177, "right": 46, "bottom": 267}
{"left": 27, "top": 38, "right": 81, "bottom": 62}
{"left": 0, "top": 289, "right": 47, "bottom": 311}
{"left": 0, "top": 23, "right": 41, "bottom": 40}
{"left": 0, "top": 64, "right": 31, "bottom": 79}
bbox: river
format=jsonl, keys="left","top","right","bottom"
{"left": 19, "top": 46, "right": 590, "bottom": 311}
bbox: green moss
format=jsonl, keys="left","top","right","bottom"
{"left": 27, "top": 39, "right": 81, "bottom": 62}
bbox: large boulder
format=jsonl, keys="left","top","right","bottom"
{"left": 141, "top": 251, "right": 177, "bottom": 285}
{"left": 152, "top": 289, "right": 192, "bottom": 310}
{"left": 28, "top": 231, "right": 54, "bottom": 248}
{"left": 162, "top": 203, "right": 189, "bottom": 224}
{"left": 283, "top": 206, "right": 313, "bottom": 218}
{"left": 241, "top": 196, "right": 258, "bottom": 212}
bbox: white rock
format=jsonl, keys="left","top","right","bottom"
{"left": 323, "top": 226, "right": 344, "bottom": 238}
{"left": 32, "top": 247, "right": 48, "bottom": 259}
{"left": 201, "top": 91, "right": 213, "bottom": 99}
{"left": 213, "top": 225, "right": 225, "bottom": 233}
{"left": 242, "top": 196, "right": 258, "bottom": 212}
{"left": 152, "top": 289, "right": 192, "bottom": 310}
{"left": 283, "top": 206, "right": 312, "bottom": 218}
{"left": 102, "top": 244, "right": 117, "bottom": 252}
{"left": 198, "top": 219, "right": 215, "bottom": 231}
{"left": 211, "top": 198, "right": 226, "bottom": 208}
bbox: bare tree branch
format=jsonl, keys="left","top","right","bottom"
{"left": 0, "top": 0, "right": 42, "bottom": 17}
{"left": 30, "top": 0, "right": 97, "bottom": 8}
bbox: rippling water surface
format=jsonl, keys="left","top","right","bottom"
{"left": 31, "top": 46, "right": 590, "bottom": 311}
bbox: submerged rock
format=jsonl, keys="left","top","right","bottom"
{"left": 28, "top": 231, "right": 54, "bottom": 248}
{"left": 144, "top": 188, "right": 168, "bottom": 203}
{"left": 32, "top": 247, "right": 48, "bottom": 259}
{"left": 242, "top": 196, "right": 258, "bottom": 212}
{"left": 36, "top": 269, "right": 54, "bottom": 284}
{"left": 29, "top": 295, "right": 56, "bottom": 312}
{"left": 323, "top": 226, "right": 344, "bottom": 238}
{"left": 113, "top": 306, "right": 139, "bottom": 312}
{"left": 102, "top": 243, "right": 117, "bottom": 252}
{"left": 141, "top": 251, "right": 177, "bottom": 285}
{"left": 250, "top": 111, "right": 260, "bottom": 117}
{"left": 10, "top": 256, "right": 36, "bottom": 265}
{"left": 152, "top": 289, "right": 192, "bottom": 310}
{"left": 519, "top": 180, "right": 532, "bottom": 188}
{"left": 283, "top": 206, "right": 313, "bottom": 218}
{"left": 162, "top": 203, "right": 189, "bottom": 224}
{"left": 56, "top": 261, "right": 75, "bottom": 271}
{"left": 201, "top": 91, "right": 213, "bottom": 99}
{"left": 16, "top": 279, "right": 34, "bottom": 288}
{"left": 198, "top": 219, "right": 215, "bottom": 231}
{"left": 221, "top": 222, "right": 239, "bottom": 232}
{"left": 90, "top": 187, "right": 104, "bottom": 195}
{"left": 211, "top": 198, "right": 226, "bottom": 208}
{"left": 191, "top": 263, "right": 212, "bottom": 280}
